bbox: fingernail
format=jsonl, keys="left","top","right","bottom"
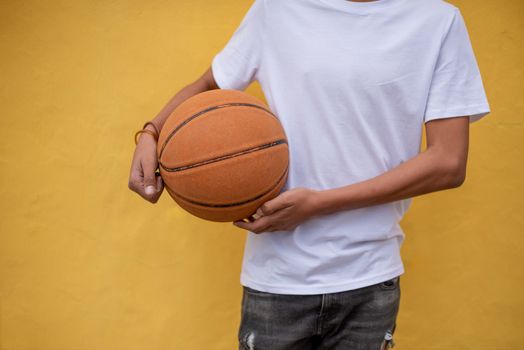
{"left": 145, "top": 186, "right": 155, "bottom": 195}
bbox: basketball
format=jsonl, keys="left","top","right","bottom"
{"left": 157, "top": 89, "right": 289, "bottom": 222}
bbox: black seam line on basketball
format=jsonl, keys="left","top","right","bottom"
{"left": 171, "top": 165, "right": 289, "bottom": 208}
{"left": 158, "top": 102, "right": 279, "bottom": 165}
{"left": 160, "top": 139, "right": 288, "bottom": 172}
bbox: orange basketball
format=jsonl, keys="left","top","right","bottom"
{"left": 157, "top": 89, "right": 289, "bottom": 222}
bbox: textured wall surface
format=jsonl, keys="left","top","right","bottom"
{"left": 0, "top": 0, "right": 522, "bottom": 349}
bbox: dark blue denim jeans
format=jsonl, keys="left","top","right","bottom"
{"left": 238, "top": 277, "right": 400, "bottom": 350}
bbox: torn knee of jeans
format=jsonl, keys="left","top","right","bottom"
{"left": 240, "top": 332, "right": 255, "bottom": 350}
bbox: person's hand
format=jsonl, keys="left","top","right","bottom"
{"left": 233, "top": 188, "right": 321, "bottom": 233}
{"left": 128, "top": 132, "right": 164, "bottom": 203}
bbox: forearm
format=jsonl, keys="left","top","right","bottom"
{"left": 315, "top": 147, "right": 466, "bottom": 216}
{"left": 147, "top": 79, "right": 215, "bottom": 134}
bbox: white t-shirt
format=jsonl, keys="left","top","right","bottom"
{"left": 211, "top": 0, "right": 490, "bottom": 294}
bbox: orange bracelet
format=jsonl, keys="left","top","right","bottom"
{"left": 142, "top": 121, "right": 159, "bottom": 136}
{"left": 134, "top": 121, "right": 160, "bottom": 145}
{"left": 134, "top": 129, "right": 158, "bottom": 145}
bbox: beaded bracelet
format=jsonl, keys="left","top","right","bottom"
{"left": 134, "top": 121, "right": 160, "bottom": 145}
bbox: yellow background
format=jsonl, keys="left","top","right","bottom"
{"left": 1, "top": 0, "right": 522, "bottom": 349}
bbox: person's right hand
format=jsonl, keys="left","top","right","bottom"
{"left": 128, "top": 132, "right": 164, "bottom": 203}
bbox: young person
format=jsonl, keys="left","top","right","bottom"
{"left": 128, "top": 0, "right": 490, "bottom": 348}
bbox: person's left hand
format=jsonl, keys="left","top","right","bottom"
{"left": 233, "top": 187, "right": 321, "bottom": 233}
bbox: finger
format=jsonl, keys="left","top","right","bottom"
{"left": 245, "top": 212, "right": 261, "bottom": 222}
{"left": 233, "top": 220, "right": 250, "bottom": 230}
{"left": 155, "top": 173, "right": 164, "bottom": 192}
{"left": 147, "top": 174, "right": 164, "bottom": 204}
{"left": 128, "top": 159, "right": 144, "bottom": 192}
{"left": 243, "top": 215, "right": 255, "bottom": 223}
{"left": 141, "top": 160, "right": 158, "bottom": 195}
{"left": 234, "top": 216, "right": 272, "bottom": 233}
{"left": 259, "top": 197, "right": 292, "bottom": 216}
{"left": 128, "top": 174, "right": 139, "bottom": 192}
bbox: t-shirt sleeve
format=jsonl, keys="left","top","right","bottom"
{"left": 211, "top": 0, "right": 265, "bottom": 91}
{"left": 424, "top": 8, "right": 491, "bottom": 124}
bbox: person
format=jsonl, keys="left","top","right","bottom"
{"left": 128, "top": 0, "right": 490, "bottom": 348}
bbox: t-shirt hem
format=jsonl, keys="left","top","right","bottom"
{"left": 424, "top": 103, "right": 491, "bottom": 123}
{"left": 211, "top": 49, "right": 252, "bottom": 91}
{"left": 240, "top": 265, "right": 405, "bottom": 295}
{"left": 211, "top": 54, "right": 230, "bottom": 90}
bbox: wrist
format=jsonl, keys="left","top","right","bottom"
{"left": 137, "top": 131, "right": 157, "bottom": 144}
{"left": 144, "top": 123, "right": 158, "bottom": 135}
{"left": 312, "top": 188, "right": 339, "bottom": 217}
{"left": 308, "top": 189, "right": 328, "bottom": 218}
{"left": 143, "top": 120, "right": 160, "bottom": 135}
{"left": 312, "top": 190, "right": 325, "bottom": 216}
{"left": 135, "top": 121, "right": 160, "bottom": 145}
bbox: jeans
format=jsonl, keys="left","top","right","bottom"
{"left": 238, "top": 277, "right": 400, "bottom": 350}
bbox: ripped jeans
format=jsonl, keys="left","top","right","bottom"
{"left": 238, "top": 277, "right": 400, "bottom": 350}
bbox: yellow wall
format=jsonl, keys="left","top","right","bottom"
{"left": 0, "top": 0, "right": 522, "bottom": 349}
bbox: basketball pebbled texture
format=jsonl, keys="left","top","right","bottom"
{"left": 157, "top": 89, "right": 289, "bottom": 222}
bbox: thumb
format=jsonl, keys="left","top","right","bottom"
{"left": 142, "top": 161, "right": 157, "bottom": 195}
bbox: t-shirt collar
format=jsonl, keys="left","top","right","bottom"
{"left": 319, "top": 0, "right": 405, "bottom": 15}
